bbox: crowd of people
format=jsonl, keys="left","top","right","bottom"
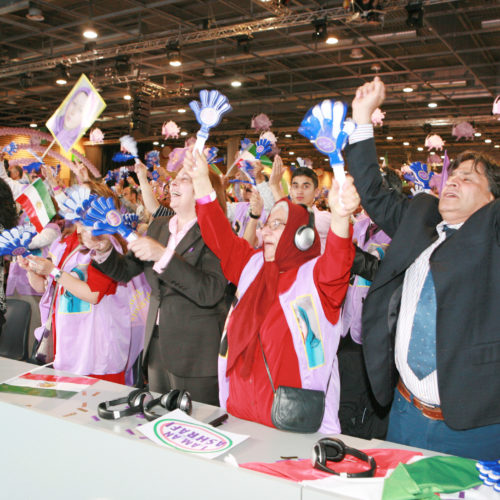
{"left": 1, "top": 77, "right": 499, "bottom": 460}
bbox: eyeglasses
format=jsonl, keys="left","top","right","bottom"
{"left": 263, "top": 219, "right": 287, "bottom": 231}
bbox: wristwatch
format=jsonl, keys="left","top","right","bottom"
{"left": 248, "top": 211, "right": 261, "bottom": 220}
{"left": 50, "top": 267, "right": 63, "bottom": 282}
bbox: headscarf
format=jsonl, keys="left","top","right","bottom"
{"left": 226, "top": 198, "right": 321, "bottom": 377}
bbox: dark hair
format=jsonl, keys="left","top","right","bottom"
{"left": 449, "top": 150, "right": 500, "bottom": 198}
{"left": 382, "top": 167, "right": 403, "bottom": 194}
{"left": 9, "top": 165, "right": 23, "bottom": 179}
{"left": 0, "top": 178, "right": 18, "bottom": 230}
{"left": 291, "top": 167, "right": 319, "bottom": 189}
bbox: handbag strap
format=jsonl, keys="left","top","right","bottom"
{"left": 258, "top": 333, "right": 335, "bottom": 395}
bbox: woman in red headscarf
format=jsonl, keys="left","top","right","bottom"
{"left": 185, "top": 150, "right": 360, "bottom": 433}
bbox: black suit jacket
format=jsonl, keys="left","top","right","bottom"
{"left": 93, "top": 217, "right": 228, "bottom": 378}
{"left": 346, "top": 138, "right": 500, "bottom": 430}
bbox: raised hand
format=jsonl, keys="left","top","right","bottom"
{"left": 269, "top": 154, "right": 284, "bottom": 187}
{"left": 184, "top": 149, "right": 214, "bottom": 199}
{"left": 184, "top": 149, "right": 209, "bottom": 181}
{"left": 249, "top": 188, "right": 264, "bottom": 218}
{"left": 329, "top": 176, "right": 361, "bottom": 219}
{"left": 352, "top": 76, "right": 386, "bottom": 125}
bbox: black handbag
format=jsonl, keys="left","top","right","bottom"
{"left": 259, "top": 335, "right": 327, "bottom": 433}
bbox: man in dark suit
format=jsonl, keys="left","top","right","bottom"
{"left": 345, "top": 76, "right": 500, "bottom": 459}
{"left": 87, "top": 167, "right": 228, "bottom": 406}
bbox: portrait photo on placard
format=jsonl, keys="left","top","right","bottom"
{"left": 46, "top": 74, "right": 106, "bottom": 153}
{"left": 291, "top": 295, "right": 325, "bottom": 369}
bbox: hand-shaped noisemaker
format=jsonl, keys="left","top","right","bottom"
{"left": 0, "top": 224, "right": 37, "bottom": 257}
{"left": 298, "top": 100, "right": 356, "bottom": 186}
{"left": 59, "top": 186, "right": 96, "bottom": 222}
{"left": 189, "top": 90, "right": 232, "bottom": 154}
{"left": 254, "top": 138, "right": 272, "bottom": 160}
{"left": 407, "top": 161, "right": 434, "bottom": 191}
{"left": 82, "top": 197, "right": 137, "bottom": 242}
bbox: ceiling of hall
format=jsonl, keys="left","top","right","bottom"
{"left": 0, "top": 0, "right": 499, "bottom": 168}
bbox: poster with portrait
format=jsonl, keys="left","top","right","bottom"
{"left": 291, "top": 295, "right": 325, "bottom": 369}
{"left": 46, "top": 74, "right": 106, "bottom": 153}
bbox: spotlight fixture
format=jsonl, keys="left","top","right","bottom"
{"left": 402, "top": 86, "right": 414, "bottom": 93}
{"left": 386, "top": 136, "right": 393, "bottom": 140}
{"left": 19, "top": 73, "right": 33, "bottom": 89}
{"left": 312, "top": 19, "right": 328, "bottom": 42}
{"left": 350, "top": 48, "right": 363, "bottom": 59}
{"left": 29, "top": 121, "right": 37, "bottom": 128}
{"left": 326, "top": 34, "right": 339, "bottom": 45}
{"left": 55, "top": 65, "right": 69, "bottom": 85}
{"left": 285, "top": 134, "right": 292, "bottom": 138}
{"left": 428, "top": 102, "right": 437, "bottom": 108}
{"left": 203, "top": 67, "right": 215, "bottom": 77}
{"left": 115, "top": 56, "right": 131, "bottom": 75}
{"left": 177, "top": 108, "right": 186, "bottom": 113}
{"left": 417, "top": 147, "right": 423, "bottom": 151}
{"left": 495, "top": 145, "right": 500, "bottom": 149}
{"left": 231, "top": 80, "right": 242, "bottom": 88}
{"left": 83, "top": 26, "right": 98, "bottom": 39}
{"left": 485, "top": 139, "right": 492, "bottom": 145}
{"left": 123, "top": 94, "right": 132, "bottom": 101}
{"left": 167, "top": 42, "right": 182, "bottom": 67}
{"left": 236, "top": 35, "right": 252, "bottom": 54}
{"left": 289, "top": 151, "right": 295, "bottom": 155}
{"left": 406, "top": 0, "right": 424, "bottom": 29}
{"left": 180, "top": 131, "right": 188, "bottom": 136}
{"left": 403, "top": 141, "right": 410, "bottom": 146}
{"left": 26, "top": 2, "right": 44, "bottom": 22}
{"left": 153, "top": 141, "right": 159, "bottom": 146}
{"left": 474, "top": 132, "right": 482, "bottom": 137}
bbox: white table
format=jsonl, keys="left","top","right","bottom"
{"left": 0, "top": 357, "right": 436, "bottom": 500}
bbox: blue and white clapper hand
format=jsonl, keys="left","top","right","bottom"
{"left": 83, "top": 197, "right": 137, "bottom": 242}
{"left": 189, "top": 90, "right": 232, "bottom": 153}
{"left": 298, "top": 100, "right": 356, "bottom": 185}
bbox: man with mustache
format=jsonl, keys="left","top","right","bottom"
{"left": 346, "top": 76, "right": 500, "bottom": 460}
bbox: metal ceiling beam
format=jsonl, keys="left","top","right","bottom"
{"left": 0, "top": 0, "right": 456, "bottom": 79}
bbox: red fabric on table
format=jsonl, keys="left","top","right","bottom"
{"left": 240, "top": 449, "right": 424, "bottom": 481}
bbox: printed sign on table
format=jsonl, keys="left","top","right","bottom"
{"left": 0, "top": 372, "right": 99, "bottom": 399}
{"left": 137, "top": 409, "right": 248, "bottom": 459}
{"left": 46, "top": 74, "right": 106, "bottom": 153}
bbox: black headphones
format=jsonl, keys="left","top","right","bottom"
{"left": 97, "top": 387, "right": 153, "bottom": 420}
{"left": 294, "top": 204, "right": 316, "bottom": 251}
{"left": 311, "top": 438, "right": 376, "bottom": 478}
{"left": 143, "top": 389, "right": 193, "bottom": 421}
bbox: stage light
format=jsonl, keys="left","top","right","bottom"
{"left": 167, "top": 42, "right": 182, "bottom": 67}
{"left": 83, "top": 26, "right": 98, "bottom": 39}
{"left": 312, "top": 20, "right": 328, "bottom": 42}
{"left": 406, "top": 1, "right": 424, "bottom": 29}
{"left": 55, "top": 65, "right": 69, "bottom": 85}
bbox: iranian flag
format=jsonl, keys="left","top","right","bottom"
{"left": 15, "top": 178, "right": 56, "bottom": 232}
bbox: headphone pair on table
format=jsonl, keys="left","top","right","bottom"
{"left": 311, "top": 438, "right": 377, "bottom": 478}
{"left": 97, "top": 387, "right": 192, "bottom": 421}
